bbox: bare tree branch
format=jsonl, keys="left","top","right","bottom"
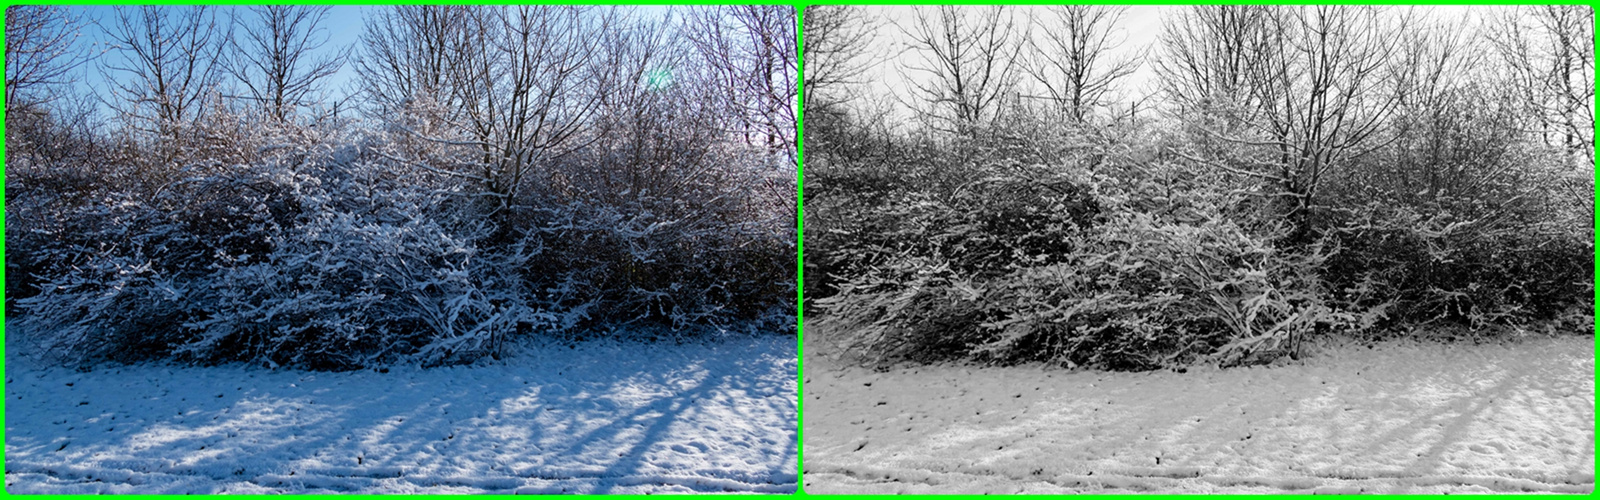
{"left": 1021, "top": 5, "right": 1144, "bottom": 123}
{"left": 98, "top": 5, "right": 225, "bottom": 139}
{"left": 5, "top": 6, "right": 92, "bottom": 112}
{"left": 801, "top": 5, "right": 878, "bottom": 116}
{"left": 686, "top": 5, "right": 799, "bottom": 156}
{"left": 895, "top": 5, "right": 1024, "bottom": 136}
{"left": 222, "top": 5, "right": 349, "bottom": 122}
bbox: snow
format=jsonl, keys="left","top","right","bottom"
{"left": 5, "top": 332, "right": 798, "bottom": 494}
{"left": 803, "top": 332, "right": 1594, "bottom": 494}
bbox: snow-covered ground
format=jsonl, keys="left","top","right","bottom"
{"left": 6, "top": 332, "right": 798, "bottom": 494}
{"left": 803, "top": 331, "right": 1594, "bottom": 494}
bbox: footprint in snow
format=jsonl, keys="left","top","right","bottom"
{"left": 1467, "top": 443, "right": 1500, "bottom": 454}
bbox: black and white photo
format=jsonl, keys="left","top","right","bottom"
{"left": 802, "top": 4, "right": 1593, "bottom": 494}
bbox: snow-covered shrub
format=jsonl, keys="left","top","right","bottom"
{"left": 15, "top": 156, "right": 566, "bottom": 368}
{"left": 817, "top": 210, "right": 1343, "bottom": 370}
{"left": 1315, "top": 83, "right": 1593, "bottom": 333}
{"left": 15, "top": 126, "right": 552, "bottom": 368}
{"left": 181, "top": 200, "right": 564, "bottom": 369}
{"left": 808, "top": 161, "right": 1098, "bottom": 318}
{"left": 815, "top": 158, "right": 1351, "bottom": 370}
{"left": 806, "top": 117, "right": 1134, "bottom": 304}
{"left": 14, "top": 238, "right": 193, "bottom": 362}
{"left": 15, "top": 169, "right": 296, "bottom": 360}
{"left": 1323, "top": 201, "right": 1592, "bottom": 331}
{"left": 367, "top": 80, "right": 797, "bottom": 337}
{"left": 510, "top": 187, "right": 794, "bottom": 334}
{"left": 979, "top": 212, "right": 1342, "bottom": 369}
{"left": 5, "top": 104, "right": 132, "bottom": 310}
{"left": 941, "top": 166, "right": 1100, "bottom": 277}
{"left": 14, "top": 113, "right": 795, "bottom": 368}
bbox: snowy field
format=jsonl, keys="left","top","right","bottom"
{"left": 5, "top": 332, "right": 797, "bottom": 494}
{"left": 803, "top": 331, "right": 1594, "bottom": 494}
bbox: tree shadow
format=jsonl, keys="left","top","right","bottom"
{"left": 801, "top": 335, "right": 1591, "bottom": 494}
{"left": 4, "top": 336, "right": 798, "bottom": 494}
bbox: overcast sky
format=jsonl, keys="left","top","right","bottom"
{"left": 848, "top": 5, "right": 1492, "bottom": 128}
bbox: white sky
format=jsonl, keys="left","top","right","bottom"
{"left": 849, "top": 5, "right": 1491, "bottom": 128}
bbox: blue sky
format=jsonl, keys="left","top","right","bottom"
{"left": 71, "top": 5, "right": 368, "bottom": 107}
{"left": 68, "top": 5, "right": 684, "bottom": 113}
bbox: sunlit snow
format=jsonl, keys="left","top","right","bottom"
{"left": 803, "top": 332, "right": 1593, "bottom": 494}
{"left": 6, "top": 332, "right": 798, "bottom": 494}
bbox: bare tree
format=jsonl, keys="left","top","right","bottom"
{"left": 587, "top": 10, "right": 728, "bottom": 200}
{"left": 686, "top": 6, "right": 799, "bottom": 155}
{"left": 1020, "top": 5, "right": 1144, "bottom": 123}
{"left": 1155, "top": 5, "right": 1279, "bottom": 121}
{"left": 1161, "top": 5, "right": 1413, "bottom": 242}
{"left": 222, "top": 5, "right": 349, "bottom": 122}
{"left": 445, "top": 5, "right": 615, "bottom": 204}
{"left": 896, "top": 5, "right": 1024, "bottom": 136}
{"left": 99, "top": 5, "right": 225, "bottom": 139}
{"left": 355, "top": 5, "right": 628, "bottom": 213}
{"left": 1489, "top": 5, "right": 1595, "bottom": 168}
{"left": 5, "top": 6, "right": 91, "bottom": 113}
{"left": 1368, "top": 16, "right": 1530, "bottom": 208}
{"left": 354, "top": 6, "right": 470, "bottom": 119}
{"left": 1392, "top": 14, "right": 1484, "bottom": 116}
{"left": 801, "top": 5, "right": 876, "bottom": 115}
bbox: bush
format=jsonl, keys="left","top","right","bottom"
{"left": 986, "top": 212, "right": 1348, "bottom": 369}
{"left": 1314, "top": 82, "right": 1592, "bottom": 332}
{"left": 1324, "top": 201, "right": 1592, "bottom": 331}
{"left": 813, "top": 162, "right": 1355, "bottom": 370}
{"left": 515, "top": 199, "right": 794, "bottom": 332}
{"left": 12, "top": 123, "right": 796, "bottom": 369}
{"left": 806, "top": 147, "right": 1100, "bottom": 303}
{"left": 12, "top": 145, "right": 546, "bottom": 368}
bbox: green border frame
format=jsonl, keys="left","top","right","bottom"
{"left": 1, "top": 1, "right": 1595, "bottom": 499}
{"left": 797, "top": 3, "right": 809, "bottom": 494}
